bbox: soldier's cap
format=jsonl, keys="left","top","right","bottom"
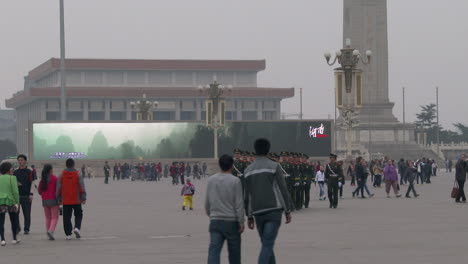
{"left": 292, "top": 152, "right": 298, "bottom": 157}
{"left": 233, "top": 148, "right": 241, "bottom": 154}
{"left": 280, "top": 151, "right": 288, "bottom": 156}
{"left": 330, "top": 153, "right": 338, "bottom": 159}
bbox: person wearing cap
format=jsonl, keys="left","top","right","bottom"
{"left": 280, "top": 152, "right": 294, "bottom": 211}
{"left": 325, "top": 153, "right": 344, "bottom": 209}
{"left": 292, "top": 153, "right": 303, "bottom": 210}
{"left": 233, "top": 149, "right": 243, "bottom": 178}
{"left": 302, "top": 154, "right": 315, "bottom": 209}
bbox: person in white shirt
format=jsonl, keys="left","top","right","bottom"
{"left": 316, "top": 166, "right": 326, "bottom": 200}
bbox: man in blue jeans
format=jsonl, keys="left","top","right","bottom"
{"left": 244, "top": 138, "right": 294, "bottom": 264}
{"left": 205, "top": 155, "right": 245, "bottom": 264}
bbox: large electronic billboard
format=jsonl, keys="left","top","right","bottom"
{"left": 32, "top": 121, "right": 332, "bottom": 160}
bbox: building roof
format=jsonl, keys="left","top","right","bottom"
{"left": 28, "top": 58, "right": 267, "bottom": 80}
{"left": 5, "top": 87, "right": 294, "bottom": 108}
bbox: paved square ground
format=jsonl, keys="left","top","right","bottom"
{"left": 0, "top": 171, "right": 466, "bottom": 264}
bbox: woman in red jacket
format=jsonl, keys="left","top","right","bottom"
{"left": 38, "top": 164, "right": 59, "bottom": 241}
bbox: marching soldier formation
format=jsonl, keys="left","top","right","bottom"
{"left": 233, "top": 149, "right": 320, "bottom": 212}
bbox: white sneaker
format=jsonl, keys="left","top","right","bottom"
{"left": 73, "top": 228, "right": 81, "bottom": 239}
{"left": 12, "top": 239, "right": 21, "bottom": 244}
{"left": 1, "top": 240, "right": 5, "bottom": 246}
{"left": 66, "top": 235, "right": 72, "bottom": 240}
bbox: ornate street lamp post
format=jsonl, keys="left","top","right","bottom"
{"left": 198, "top": 81, "right": 232, "bottom": 159}
{"left": 130, "top": 94, "right": 159, "bottom": 120}
{"left": 324, "top": 38, "right": 371, "bottom": 159}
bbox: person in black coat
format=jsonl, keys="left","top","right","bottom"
{"left": 404, "top": 161, "right": 419, "bottom": 198}
{"left": 455, "top": 155, "right": 467, "bottom": 203}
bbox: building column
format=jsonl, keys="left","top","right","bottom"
{"left": 104, "top": 100, "right": 111, "bottom": 120}
{"left": 126, "top": 101, "right": 132, "bottom": 120}
{"left": 236, "top": 100, "right": 243, "bottom": 120}
{"left": 257, "top": 100, "right": 263, "bottom": 120}
{"left": 175, "top": 100, "right": 181, "bottom": 120}
{"left": 275, "top": 99, "right": 281, "bottom": 120}
{"left": 83, "top": 100, "right": 89, "bottom": 121}
{"left": 196, "top": 100, "right": 201, "bottom": 121}
{"left": 39, "top": 100, "right": 46, "bottom": 120}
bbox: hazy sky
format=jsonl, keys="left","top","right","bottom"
{"left": 1, "top": 0, "right": 467, "bottom": 129}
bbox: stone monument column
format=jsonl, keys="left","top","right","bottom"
{"left": 343, "top": 0, "right": 398, "bottom": 124}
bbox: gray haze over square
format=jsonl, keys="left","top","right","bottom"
{"left": 0, "top": 0, "right": 467, "bottom": 129}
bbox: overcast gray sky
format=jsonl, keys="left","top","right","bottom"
{"left": 0, "top": 0, "right": 467, "bottom": 129}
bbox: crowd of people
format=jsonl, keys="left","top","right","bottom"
{"left": 0, "top": 155, "right": 86, "bottom": 246}
{"left": 95, "top": 161, "right": 209, "bottom": 183}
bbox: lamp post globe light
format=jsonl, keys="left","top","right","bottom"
{"left": 198, "top": 80, "right": 232, "bottom": 159}
{"left": 324, "top": 38, "right": 371, "bottom": 159}
{"left": 130, "top": 94, "right": 159, "bottom": 121}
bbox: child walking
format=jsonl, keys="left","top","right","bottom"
{"left": 38, "top": 164, "right": 59, "bottom": 240}
{"left": 181, "top": 178, "right": 195, "bottom": 210}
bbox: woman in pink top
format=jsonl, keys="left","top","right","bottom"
{"left": 38, "top": 164, "right": 59, "bottom": 240}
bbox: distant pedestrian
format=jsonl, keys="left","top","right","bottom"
{"left": 86, "top": 165, "right": 93, "bottom": 179}
{"left": 398, "top": 158, "right": 407, "bottom": 185}
{"left": 448, "top": 159, "right": 453, "bottom": 173}
{"left": 164, "top": 164, "right": 169, "bottom": 178}
{"left": 244, "top": 138, "right": 293, "bottom": 263}
{"left": 0, "top": 162, "right": 20, "bottom": 246}
{"left": 81, "top": 165, "right": 86, "bottom": 179}
{"left": 205, "top": 155, "right": 245, "bottom": 264}
{"left": 181, "top": 178, "right": 195, "bottom": 210}
{"left": 432, "top": 161, "right": 438, "bottom": 177}
{"left": 347, "top": 161, "right": 356, "bottom": 186}
{"left": 404, "top": 161, "right": 419, "bottom": 198}
{"left": 373, "top": 160, "right": 383, "bottom": 188}
{"left": 104, "top": 161, "right": 110, "bottom": 184}
{"left": 455, "top": 154, "right": 466, "bottom": 203}
{"left": 383, "top": 160, "right": 402, "bottom": 198}
{"left": 38, "top": 164, "right": 59, "bottom": 240}
{"left": 57, "top": 159, "right": 87, "bottom": 240}
{"left": 203, "top": 162, "right": 208, "bottom": 178}
{"left": 316, "top": 165, "right": 326, "bottom": 200}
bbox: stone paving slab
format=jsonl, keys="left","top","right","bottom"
{"left": 0, "top": 172, "right": 467, "bottom": 264}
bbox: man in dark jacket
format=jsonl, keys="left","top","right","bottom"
{"left": 398, "top": 159, "right": 407, "bottom": 185}
{"left": 13, "top": 154, "right": 37, "bottom": 235}
{"left": 404, "top": 161, "right": 419, "bottom": 198}
{"left": 455, "top": 155, "right": 467, "bottom": 203}
{"left": 244, "top": 138, "right": 293, "bottom": 264}
{"left": 352, "top": 157, "right": 365, "bottom": 198}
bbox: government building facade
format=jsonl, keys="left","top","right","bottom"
{"left": 6, "top": 58, "right": 294, "bottom": 156}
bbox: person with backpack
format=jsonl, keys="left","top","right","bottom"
{"left": 38, "top": 164, "right": 59, "bottom": 240}
{"left": 56, "top": 159, "right": 87, "bottom": 240}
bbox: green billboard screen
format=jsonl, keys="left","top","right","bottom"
{"left": 33, "top": 121, "right": 332, "bottom": 160}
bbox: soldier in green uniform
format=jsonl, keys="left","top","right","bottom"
{"left": 325, "top": 153, "right": 344, "bottom": 209}
{"left": 302, "top": 154, "right": 315, "bottom": 209}
{"left": 232, "top": 149, "right": 243, "bottom": 177}
{"left": 291, "top": 153, "right": 302, "bottom": 210}
{"left": 280, "top": 151, "right": 294, "bottom": 211}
